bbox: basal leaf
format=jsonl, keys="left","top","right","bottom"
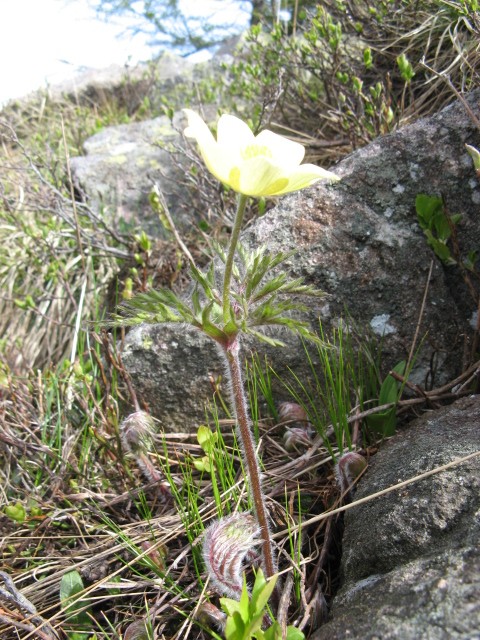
{"left": 378, "top": 361, "right": 405, "bottom": 405}
{"left": 250, "top": 570, "right": 277, "bottom": 618}
{"left": 60, "top": 570, "right": 91, "bottom": 627}
{"left": 244, "top": 329, "right": 286, "bottom": 347}
{"left": 190, "top": 264, "right": 216, "bottom": 300}
{"left": 367, "top": 361, "right": 406, "bottom": 437}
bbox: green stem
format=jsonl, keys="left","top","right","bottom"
{"left": 223, "top": 339, "right": 276, "bottom": 579}
{"left": 223, "top": 194, "right": 248, "bottom": 325}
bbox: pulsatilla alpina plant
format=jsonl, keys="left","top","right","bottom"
{"left": 114, "top": 111, "right": 339, "bottom": 602}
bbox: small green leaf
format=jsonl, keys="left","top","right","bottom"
{"left": 378, "top": 361, "right": 406, "bottom": 406}
{"left": 396, "top": 53, "right": 415, "bottom": 82}
{"left": 367, "top": 361, "right": 406, "bottom": 437}
{"left": 5, "top": 503, "right": 26, "bottom": 523}
{"left": 220, "top": 596, "right": 241, "bottom": 618}
{"left": 197, "top": 425, "right": 217, "bottom": 453}
{"left": 416, "top": 194, "right": 444, "bottom": 230}
{"left": 285, "top": 627, "right": 305, "bottom": 640}
{"left": 193, "top": 455, "right": 211, "bottom": 473}
{"left": 225, "top": 610, "right": 246, "bottom": 639}
{"left": 149, "top": 190, "right": 172, "bottom": 232}
{"left": 363, "top": 46, "right": 373, "bottom": 69}
{"left": 60, "top": 570, "right": 91, "bottom": 627}
{"left": 465, "top": 250, "right": 478, "bottom": 271}
{"left": 250, "top": 570, "right": 277, "bottom": 617}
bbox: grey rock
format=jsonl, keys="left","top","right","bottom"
{"left": 313, "top": 395, "right": 480, "bottom": 640}
{"left": 122, "top": 90, "right": 480, "bottom": 430}
{"left": 124, "top": 323, "right": 223, "bottom": 433}
{"left": 68, "top": 52, "right": 210, "bottom": 237}
{"left": 70, "top": 111, "right": 192, "bottom": 237}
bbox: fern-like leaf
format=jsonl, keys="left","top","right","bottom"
{"left": 113, "top": 288, "right": 196, "bottom": 327}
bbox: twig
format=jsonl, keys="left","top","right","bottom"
{"left": 0, "top": 615, "right": 56, "bottom": 640}
{"left": 61, "top": 117, "right": 86, "bottom": 272}
{"left": 152, "top": 184, "right": 196, "bottom": 269}
{"left": 419, "top": 58, "right": 480, "bottom": 130}
{"left": 0, "top": 572, "right": 60, "bottom": 640}
{"left": 276, "top": 572, "right": 294, "bottom": 635}
{"left": 389, "top": 370, "right": 428, "bottom": 399}
{"left": 275, "top": 450, "right": 480, "bottom": 538}
{"left": 407, "top": 258, "right": 433, "bottom": 370}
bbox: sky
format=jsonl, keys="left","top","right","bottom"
{"left": 0, "top": 0, "right": 154, "bottom": 105}
{"left": 0, "top": 0, "right": 250, "bottom": 106}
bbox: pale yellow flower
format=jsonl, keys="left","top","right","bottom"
{"left": 183, "top": 109, "right": 339, "bottom": 197}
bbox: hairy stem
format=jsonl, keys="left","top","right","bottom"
{"left": 222, "top": 193, "right": 248, "bottom": 325}
{"left": 223, "top": 339, "right": 276, "bottom": 579}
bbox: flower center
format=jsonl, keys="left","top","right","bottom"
{"left": 240, "top": 144, "right": 272, "bottom": 160}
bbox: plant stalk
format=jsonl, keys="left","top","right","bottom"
{"left": 224, "top": 339, "right": 276, "bottom": 579}
{"left": 223, "top": 193, "right": 248, "bottom": 325}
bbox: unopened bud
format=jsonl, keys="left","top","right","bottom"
{"left": 120, "top": 411, "right": 169, "bottom": 493}
{"left": 335, "top": 451, "right": 367, "bottom": 496}
{"left": 124, "top": 619, "right": 149, "bottom": 640}
{"left": 196, "top": 602, "right": 227, "bottom": 631}
{"left": 202, "top": 512, "right": 260, "bottom": 599}
{"left": 278, "top": 401, "right": 309, "bottom": 424}
{"left": 120, "top": 411, "right": 156, "bottom": 456}
{"left": 283, "top": 426, "right": 314, "bottom": 451}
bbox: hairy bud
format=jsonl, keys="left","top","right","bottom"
{"left": 278, "top": 402, "right": 314, "bottom": 451}
{"left": 120, "top": 411, "right": 169, "bottom": 492}
{"left": 283, "top": 426, "right": 314, "bottom": 451}
{"left": 202, "top": 512, "right": 260, "bottom": 599}
{"left": 120, "top": 410, "right": 156, "bottom": 455}
{"left": 277, "top": 401, "right": 309, "bottom": 425}
{"left": 335, "top": 451, "right": 367, "bottom": 497}
{"left": 196, "top": 602, "right": 227, "bottom": 632}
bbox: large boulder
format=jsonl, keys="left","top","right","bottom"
{"left": 70, "top": 112, "right": 190, "bottom": 237}
{"left": 69, "top": 53, "right": 210, "bottom": 237}
{"left": 313, "top": 394, "right": 480, "bottom": 639}
{"left": 122, "top": 90, "right": 480, "bottom": 430}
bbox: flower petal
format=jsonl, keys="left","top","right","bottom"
{"left": 255, "top": 130, "right": 305, "bottom": 166}
{"left": 217, "top": 114, "right": 254, "bottom": 149}
{"left": 183, "top": 109, "right": 214, "bottom": 144}
{"left": 275, "top": 164, "right": 340, "bottom": 195}
{"left": 183, "top": 109, "right": 232, "bottom": 184}
{"left": 231, "top": 157, "right": 288, "bottom": 197}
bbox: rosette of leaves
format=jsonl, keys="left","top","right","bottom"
{"left": 112, "top": 241, "right": 325, "bottom": 348}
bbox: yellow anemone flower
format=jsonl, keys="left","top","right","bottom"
{"left": 183, "top": 109, "right": 339, "bottom": 197}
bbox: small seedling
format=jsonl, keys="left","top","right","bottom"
{"left": 415, "top": 194, "right": 462, "bottom": 264}
{"left": 366, "top": 361, "right": 406, "bottom": 437}
{"left": 220, "top": 570, "right": 305, "bottom": 640}
{"left": 59, "top": 570, "right": 92, "bottom": 640}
